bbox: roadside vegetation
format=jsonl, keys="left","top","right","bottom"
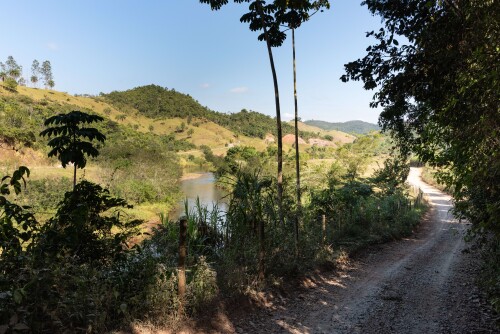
{"left": 342, "top": 0, "right": 499, "bottom": 314}
{"left": 0, "top": 105, "right": 426, "bottom": 332}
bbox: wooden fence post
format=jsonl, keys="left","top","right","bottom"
{"left": 178, "top": 216, "right": 187, "bottom": 315}
{"left": 258, "top": 219, "right": 265, "bottom": 281}
{"left": 322, "top": 214, "right": 326, "bottom": 245}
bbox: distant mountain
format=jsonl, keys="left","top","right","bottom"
{"left": 304, "top": 120, "right": 380, "bottom": 135}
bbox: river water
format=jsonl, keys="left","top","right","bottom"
{"left": 169, "top": 172, "right": 228, "bottom": 220}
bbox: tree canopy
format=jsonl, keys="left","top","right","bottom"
{"left": 342, "top": 0, "right": 499, "bottom": 236}
{"left": 40, "top": 111, "right": 106, "bottom": 187}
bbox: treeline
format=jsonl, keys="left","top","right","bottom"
{"left": 0, "top": 56, "right": 54, "bottom": 91}
{"left": 102, "top": 84, "right": 317, "bottom": 140}
{"left": 305, "top": 119, "right": 380, "bottom": 135}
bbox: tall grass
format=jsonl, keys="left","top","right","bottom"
{"left": 0, "top": 162, "right": 426, "bottom": 332}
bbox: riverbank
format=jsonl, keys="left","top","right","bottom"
{"left": 180, "top": 172, "right": 208, "bottom": 181}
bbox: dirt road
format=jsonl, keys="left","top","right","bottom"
{"left": 227, "top": 168, "right": 497, "bottom": 334}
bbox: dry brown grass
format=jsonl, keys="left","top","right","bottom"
{"left": 291, "top": 121, "right": 357, "bottom": 145}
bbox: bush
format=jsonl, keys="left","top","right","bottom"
{"left": 2, "top": 78, "right": 17, "bottom": 92}
{"left": 35, "top": 180, "right": 143, "bottom": 265}
{"left": 17, "top": 177, "right": 72, "bottom": 212}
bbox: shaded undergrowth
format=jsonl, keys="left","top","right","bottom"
{"left": 0, "top": 155, "right": 426, "bottom": 333}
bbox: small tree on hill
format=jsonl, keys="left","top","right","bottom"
{"left": 41, "top": 60, "right": 54, "bottom": 89}
{"left": 40, "top": 111, "right": 106, "bottom": 188}
{"left": 5, "top": 56, "right": 22, "bottom": 83}
{"left": 30, "top": 59, "right": 40, "bottom": 87}
{"left": 0, "top": 62, "right": 6, "bottom": 81}
{"left": 3, "top": 77, "right": 18, "bottom": 92}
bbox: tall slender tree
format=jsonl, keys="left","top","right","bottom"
{"left": 200, "top": 0, "right": 327, "bottom": 223}
{"left": 30, "top": 59, "right": 40, "bottom": 88}
{"left": 200, "top": 0, "right": 329, "bottom": 277}
{"left": 0, "top": 62, "right": 6, "bottom": 82}
{"left": 201, "top": 0, "right": 288, "bottom": 225}
{"left": 276, "top": 0, "right": 329, "bottom": 256}
{"left": 41, "top": 60, "right": 54, "bottom": 89}
{"left": 5, "top": 56, "right": 22, "bottom": 82}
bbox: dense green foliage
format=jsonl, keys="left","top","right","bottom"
{"left": 0, "top": 167, "right": 37, "bottom": 259}
{"left": 0, "top": 116, "right": 424, "bottom": 333}
{"left": 0, "top": 94, "right": 41, "bottom": 147}
{"left": 40, "top": 111, "right": 106, "bottom": 187}
{"left": 305, "top": 119, "right": 380, "bottom": 134}
{"left": 213, "top": 153, "right": 424, "bottom": 293}
{"left": 0, "top": 93, "right": 182, "bottom": 206}
{"left": 36, "top": 180, "right": 143, "bottom": 264}
{"left": 102, "top": 85, "right": 316, "bottom": 139}
{"left": 0, "top": 168, "right": 141, "bottom": 332}
{"left": 0, "top": 167, "right": 220, "bottom": 332}
{"left": 103, "top": 84, "right": 209, "bottom": 119}
{"left": 16, "top": 177, "right": 73, "bottom": 212}
{"left": 342, "top": 0, "right": 499, "bottom": 310}
{"left": 0, "top": 121, "right": 205, "bottom": 332}
{"left": 97, "top": 132, "right": 182, "bottom": 204}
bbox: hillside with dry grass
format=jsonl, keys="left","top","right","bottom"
{"left": 0, "top": 84, "right": 367, "bottom": 222}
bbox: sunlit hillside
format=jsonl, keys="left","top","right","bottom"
{"left": 291, "top": 120, "right": 357, "bottom": 144}
{"left": 8, "top": 86, "right": 269, "bottom": 154}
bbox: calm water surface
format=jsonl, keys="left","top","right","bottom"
{"left": 170, "top": 172, "right": 228, "bottom": 220}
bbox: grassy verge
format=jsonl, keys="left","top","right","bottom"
{"left": 420, "top": 166, "right": 450, "bottom": 193}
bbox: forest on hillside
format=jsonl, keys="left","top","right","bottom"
{"left": 305, "top": 119, "right": 380, "bottom": 134}
{"left": 103, "top": 85, "right": 323, "bottom": 140}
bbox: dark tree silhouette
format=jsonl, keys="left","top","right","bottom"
{"left": 40, "top": 111, "right": 106, "bottom": 188}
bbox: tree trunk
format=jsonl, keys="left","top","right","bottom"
{"left": 258, "top": 218, "right": 265, "bottom": 281}
{"left": 257, "top": 3, "right": 284, "bottom": 226}
{"left": 72, "top": 132, "right": 77, "bottom": 189}
{"left": 292, "top": 28, "right": 301, "bottom": 257}
{"left": 73, "top": 165, "right": 77, "bottom": 189}
{"left": 178, "top": 217, "right": 187, "bottom": 315}
{"left": 322, "top": 214, "right": 326, "bottom": 245}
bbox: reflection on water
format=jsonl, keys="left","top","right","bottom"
{"left": 170, "top": 172, "right": 228, "bottom": 220}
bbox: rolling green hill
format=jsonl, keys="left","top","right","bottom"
{"left": 103, "top": 84, "right": 303, "bottom": 140}
{"left": 304, "top": 119, "right": 380, "bottom": 135}
{"left": 1, "top": 85, "right": 357, "bottom": 158}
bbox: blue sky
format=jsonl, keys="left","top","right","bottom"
{"left": 0, "top": 1, "right": 384, "bottom": 123}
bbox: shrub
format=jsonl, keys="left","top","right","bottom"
{"left": 3, "top": 78, "right": 17, "bottom": 92}
{"left": 35, "top": 180, "right": 143, "bottom": 265}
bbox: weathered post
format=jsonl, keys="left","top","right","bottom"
{"left": 258, "top": 219, "right": 265, "bottom": 281}
{"left": 322, "top": 214, "right": 326, "bottom": 245}
{"left": 178, "top": 216, "right": 187, "bottom": 315}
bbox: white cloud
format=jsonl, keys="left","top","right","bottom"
{"left": 201, "top": 83, "right": 210, "bottom": 89}
{"left": 229, "top": 86, "right": 248, "bottom": 94}
{"left": 47, "top": 42, "right": 58, "bottom": 50}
